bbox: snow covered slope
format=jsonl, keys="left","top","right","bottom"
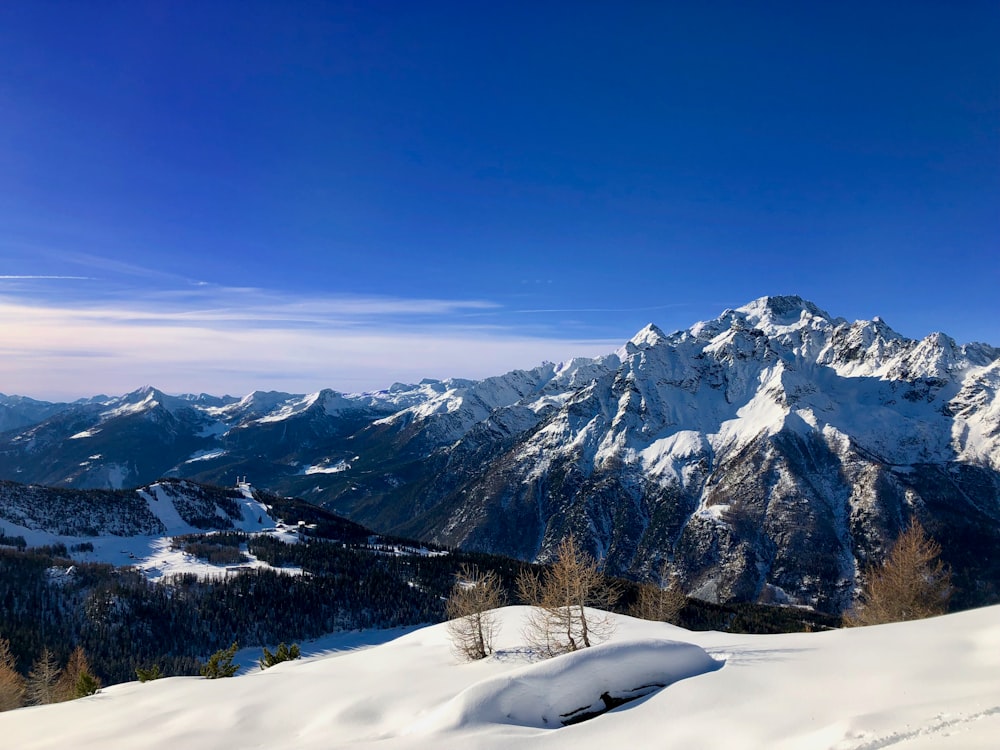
{"left": 2, "top": 605, "right": 997, "bottom": 749}
{"left": 0, "top": 478, "right": 282, "bottom": 575}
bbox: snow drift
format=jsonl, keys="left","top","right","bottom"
{"left": 406, "top": 638, "right": 721, "bottom": 732}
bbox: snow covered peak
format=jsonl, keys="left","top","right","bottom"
{"left": 552, "top": 355, "right": 620, "bottom": 390}
{"left": 119, "top": 385, "right": 164, "bottom": 403}
{"left": 248, "top": 389, "right": 355, "bottom": 423}
{"left": 891, "top": 331, "right": 999, "bottom": 380}
{"left": 98, "top": 386, "right": 233, "bottom": 419}
{"left": 683, "top": 297, "right": 840, "bottom": 350}
{"left": 237, "top": 390, "right": 300, "bottom": 413}
{"left": 98, "top": 386, "right": 164, "bottom": 419}
{"left": 733, "top": 295, "right": 837, "bottom": 332}
{"left": 629, "top": 323, "right": 668, "bottom": 350}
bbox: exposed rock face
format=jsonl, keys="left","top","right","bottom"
{"left": 2, "top": 296, "right": 1000, "bottom": 612}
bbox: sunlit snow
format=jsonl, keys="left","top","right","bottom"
{"left": 1, "top": 605, "right": 997, "bottom": 749}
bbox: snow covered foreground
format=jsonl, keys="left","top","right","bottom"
{"left": 3, "top": 606, "right": 998, "bottom": 749}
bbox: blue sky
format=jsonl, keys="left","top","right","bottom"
{"left": 1, "top": 1, "right": 997, "bottom": 399}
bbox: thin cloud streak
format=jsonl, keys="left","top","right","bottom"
{"left": 0, "top": 275, "right": 95, "bottom": 280}
{"left": 0, "top": 291, "right": 501, "bottom": 328}
{"left": 509, "top": 303, "right": 693, "bottom": 315}
{"left": 0, "top": 294, "right": 622, "bottom": 400}
{"left": 53, "top": 250, "right": 204, "bottom": 284}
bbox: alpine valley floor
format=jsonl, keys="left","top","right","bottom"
{"left": 2, "top": 605, "right": 997, "bottom": 749}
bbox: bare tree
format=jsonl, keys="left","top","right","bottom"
{"left": 630, "top": 565, "right": 686, "bottom": 624}
{"left": 518, "top": 534, "right": 619, "bottom": 657}
{"left": 445, "top": 565, "right": 505, "bottom": 661}
{"left": 55, "top": 646, "right": 100, "bottom": 701}
{"left": 26, "top": 648, "right": 61, "bottom": 706}
{"left": 845, "top": 520, "right": 953, "bottom": 627}
{"left": 0, "top": 637, "right": 26, "bottom": 712}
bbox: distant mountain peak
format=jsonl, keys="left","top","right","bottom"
{"left": 735, "top": 295, "right": 836, "bottom": 328}
{"left": 628, "top": 323, "right": 668, "bottom": 349}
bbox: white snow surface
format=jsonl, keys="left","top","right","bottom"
{"left": 3, "top": 605, "right": 998, "bottom": 749}
{"left": 301, "top": 460, "right": 351, "bottom": 475}
{"left": 183, "top": 449, "right": 227, "bottom": 463}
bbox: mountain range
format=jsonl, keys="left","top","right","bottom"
{"left": 3, "top": 295, "right": 1000, "bottom": 613}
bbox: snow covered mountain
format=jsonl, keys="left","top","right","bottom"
{"left": 319, "top": 295, "right": 1000, "bottom": 612}
{"left": 0, "top": 393, "right": 70, "bottom": 433}
{"left": 3, "top": 296, "right": 1000, "bottom": 613}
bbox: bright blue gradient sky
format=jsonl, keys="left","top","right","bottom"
{"left": 1, "top": 2, "right": 997, "bottom": 399}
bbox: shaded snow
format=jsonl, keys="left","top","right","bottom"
{"left": 406, "top": 638, "right": 720, "bottom": 733}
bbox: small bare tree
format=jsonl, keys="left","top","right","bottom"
{"left": 0, "top": 637, "right": 25, "bottom": 712}
{"left": 26, "top": 648, "right": 60, "bottom": 706}
{"left": 845, "top": 520, "right": 953, "bottom": 627}
{"left": 518, "top": 534, "right": 619, "bottom": 657}
{"left": 445, "top": 565, "right": 505, "bottom": 661}
{"left": 630, "top": 564, "right": 686, "bottom": 624}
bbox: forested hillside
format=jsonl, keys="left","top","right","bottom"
{"left": 0, "top": 525, "right": 836, "bottom": 687}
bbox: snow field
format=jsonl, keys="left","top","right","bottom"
{"left": 2, "top": 605, "right": 998, "bottom": 749}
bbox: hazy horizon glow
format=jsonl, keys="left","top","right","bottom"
{"left": 0, "top": 282, "right": 625, "bottom": 400}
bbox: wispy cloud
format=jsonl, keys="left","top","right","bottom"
{"left": 3, "top": 285, "right": 502, "bottom": 329}
{"left": 508, "top": 303, "right": 693, "bottom": 315}
{"left": 0, "top": 282, "right": 621, "bottom": 400}
{"left": 51, "top": 250, "right": 204, "bottom": 285}
{"left": 0, "top": 275, "right": 95, "bottom": 280}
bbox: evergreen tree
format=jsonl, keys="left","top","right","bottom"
{"left": 136, "top": 664, "right": 163, "bottom": 682}
{"left": 259, "top": 642, "right": 301, "bottom": 670}
{"left": 74, "top": 670, "right": 101, "bottom": 698}
{"left": 200, "top": 642, "right": 240, "bottom": 678}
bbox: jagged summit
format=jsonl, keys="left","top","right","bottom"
{"left": 617, "top": 323, "right": 668, "bottom": 357}
{"left": 715, "top": 295, "right": 839, "bottom": 334}
{"left": 739, "top": 294, "right": 833, "bottom": 321}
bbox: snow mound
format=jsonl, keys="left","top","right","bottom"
{"left": 408, "top": 638, "right": 721, "bottom": 733}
